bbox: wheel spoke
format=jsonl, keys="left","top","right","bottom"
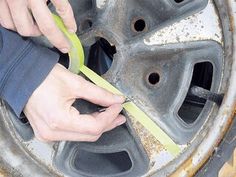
{"left": 77, "top": 0, "right": 209, "bottom": 45}
{"left": 111, "top": 40, "right": 223, "bottom": 144}
{"left": 143, "top": 0, "right": 222, "bottom": 46}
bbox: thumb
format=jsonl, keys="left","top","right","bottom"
{"left": 75, "top": 76, "right": 125, "bottom": 107}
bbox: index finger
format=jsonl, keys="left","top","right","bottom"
{"left": 60, "top": 104, "right": 123, "bottom": 135}
{"left": 29, "top": 0, "right": 70, "bottom": 53}
{"left": 51, "top": 0, "right": 77, "bottom": 33}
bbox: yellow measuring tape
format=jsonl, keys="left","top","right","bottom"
{"left": 53, "top": 15, "right": 181, "bottom": 156}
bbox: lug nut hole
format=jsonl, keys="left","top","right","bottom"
{"left": 131, "top": 18, "right": 147, "bottom": 33}
{"left": 174, "top": 0, "right": 184, "bottom": 3}
{"left": 148, "top": 72, "right": 160, "bottom": 85}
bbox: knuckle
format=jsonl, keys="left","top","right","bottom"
{"left": 35, "top": 134, "right": 45, "bottom": 142}
{"left": 56, "top": 7, "right": 67, "bottom": 16}
{"left": 40, "top": 25, "right": 55, "bottom": 35}
{"left": 48, "top": 118, "right": 60, "bottom": 131}
{"left": 88, "top": 126, "right": 103, "bottom": 136}
{"left": 35, "top": 131, "right": 50, "bottom": 142}
{"left": 104, "top": 91, "right": 113, "bottom": 100}
{"left": 56, "top": 2, "right": 70, "bottom": 15}
{"left": 75, "top": 75, "right": 84, "bottom": 84}
{"left": 73, "top": 76, "right": 84, "bottom": 94}
{"left": 89, "top": 136, "right": 100, "bottom": 142}
{"left": 1, "top": 21, "right": 14, "bottom": 30}
{"left": 38, "top": 129, "right": 53, "bottom": 141}
{"left": 48, "top": 111, "right": 68, "bottom": 130}
{"left": 6, "top": 0, "right": 15, "bottom": 3}
{"left": 17, "top": 28, "right": 32, "bottom": 36}
{"left": 40, "top": 25, "right": 68, "bottom": 48}
{"left": 48, "top": 111, "right": 57, "bottom": 119}
{"left": 6, "top": 0, "right": 15, "bottom": 5}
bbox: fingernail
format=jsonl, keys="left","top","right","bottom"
{"left": 115, "top": 95, "right": 125, "bottom": 103}
{"left": 60, "top": 48, "right": 69, "bottom": 53}
{"left": 68, "top": 28, "right": 76, "bottom": 33}
{"left": 117, "top": 117, "right": 126, "bottom": 126}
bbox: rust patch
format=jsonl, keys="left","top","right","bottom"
{"left": 170, "top": 107, "right": 236, "bottom": 177}
{"left": 128, "top": 113, "right": 165, "bottom": 158}
{"left": 229, "top": 4, "right": 235, "bottom": 32}
{"left": 0, "top": 165, "right": 21, "bottom": 177}
{"left": 170, "top": 158, "right": 194, "bottom": 177}
{"left": 219, "top": 148, "right": 236, "bottom": 177}
{"left": 170, "top": 151, "right": 215, "bottom": 177}
{"left": 0, "top": 168, "right": 10, "bottom": 177}
{"left": 218, "top": 105, "right": 236, "bottom": 177}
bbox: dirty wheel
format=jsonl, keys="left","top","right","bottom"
{"left": 0, "top": 0, "right": 235, "bottom": 176}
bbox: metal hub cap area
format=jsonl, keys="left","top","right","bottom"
{"left": 0, "top": 0, "right": 235, "bottom": 177}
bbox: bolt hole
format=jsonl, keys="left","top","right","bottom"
{"left": 148, "top": 72, "right": 160, "bottom": 85}
{"left": 80, "top": 19, "right": 92, "bottom": 32}
{"left": 174, "top": 0, "right": 184, "bottom": 3}
{"left": 132, "top": 18, "right": 147, "bottom": 32}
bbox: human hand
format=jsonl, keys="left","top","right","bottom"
{"left": 23, "top": 64, "right": 126, "bottom": 142}
{"left": 0, "top": 0, "right": 76, "bottom": 53}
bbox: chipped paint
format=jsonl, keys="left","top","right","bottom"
{"left": 144, "top": 0, "right": 222, "bottom": 46}
{"left": 148, "top": 151, "right": 174, "bottom": 174}
{"left": 96, "top": 0, "right": 108, "bottom": 9}
{"left": 23, "top": 139, "right": 54, "bottom": 167}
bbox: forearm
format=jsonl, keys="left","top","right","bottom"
{"left": 0, "top": 27, "right": 59, "bottom": 116}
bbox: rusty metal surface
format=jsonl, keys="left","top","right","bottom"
{"left": 144, "top": 0, "right": 222, "bottom": 46}
{"left": 0, "top": 0, "right": 235, "bottom": 176}
{"left": 0, "top": 157, "right": 22, "bottom": 177}
{"left": 0, "top": 101, "right": 61, "bottom": 177}
{"left": 219, "top": 149, "right": 236, "bottom": 177}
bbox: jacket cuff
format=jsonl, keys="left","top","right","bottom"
{"left": 1, "top": 43, "right": 59, "bottom": 117}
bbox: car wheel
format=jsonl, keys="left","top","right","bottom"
{"left": 0, "top": 0, "right": 235, "bottom": 176}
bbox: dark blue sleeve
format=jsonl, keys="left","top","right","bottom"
{"left": 0, "top": 27, "right": 59, "bottom": 116}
